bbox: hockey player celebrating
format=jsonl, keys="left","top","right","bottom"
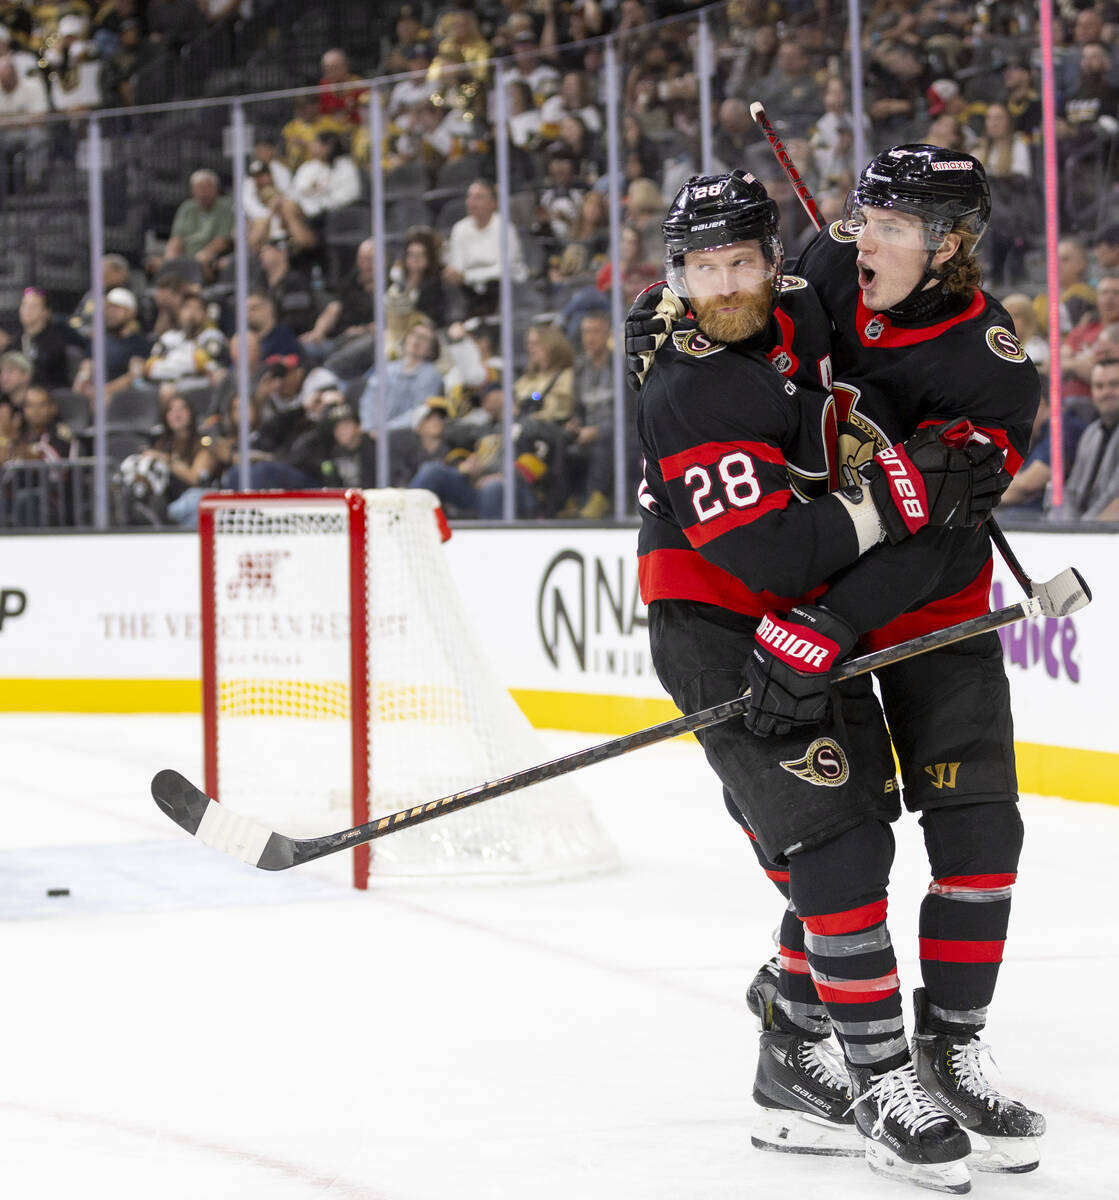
{"left": 631, "top": 165, "right": 1016, "bottom": 1195}
{"left": 749, "top": 146, "right": 1046, "bottom": 1186}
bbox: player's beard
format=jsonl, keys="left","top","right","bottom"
{"left": 691, "top": 284, "right": 772, "bottom": 344}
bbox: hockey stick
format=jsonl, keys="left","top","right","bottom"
{"left": 152, "top": 597, "right": 1042, "bottom": 873}
{"left": 750, "top": 100, "right": 823, "bottom": 232}
{"left": 749, "top": 100, "right": 1093, "bottom": 621}
{"left": 985, "top": 520, "right": 1092, "bottom": 618}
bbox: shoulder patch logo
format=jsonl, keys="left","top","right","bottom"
{"left": 672, "top": 329, "right": 725, "bottom": 357}
{"left": 828, "top": 219, "right": 858, "bottom": 244}
{"left": 780, "top": 738, "right": 850, "bottom": 788}
{"left": 770, "top": 349, "right": 793, "bottom": 374}
{"left": 986, "top": 325, "right": 1027, "bottom": 363}
{"left": 778, "top": 274, "right": 808, "bottom": 292}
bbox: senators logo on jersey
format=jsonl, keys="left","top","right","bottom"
{"left": 780, "top": 738, "right": 851, "bottom": 787}
{"left": 823, "top": 381, "right": 891, "bottom": 490}
{"left": 672, "top": 329, "right": 725, "bottom": 357}
{"left": 986, "top": 326, "right": 1027, "bottom": 363}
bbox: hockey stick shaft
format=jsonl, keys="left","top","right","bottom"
{"left": 152, "top": 597, "right": 1042, "bottom": 872}
{"left": 748, "top": 100, "right": 1091, "bottom": 619}
{"left": 750, "top": 101, "right": 823, "bottom": 232}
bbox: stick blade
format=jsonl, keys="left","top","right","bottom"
{"left": 1034, "top": 567, "right": 1092, "bottom": 617}
{"left": 152, "top": 768, "right": 210, "bottom": 835}
{"left": 151, "top": 769, "right": 281, "bottom": 868}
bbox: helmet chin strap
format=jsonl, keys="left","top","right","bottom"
{"left": 883, "top": 245, "right": 949, "bottom": 321}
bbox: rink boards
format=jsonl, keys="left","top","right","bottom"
{"left": 0, "top": 524, "right": 1113, "bottom": 807}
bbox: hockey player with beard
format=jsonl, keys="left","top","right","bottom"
{"left": 632, "top": 168, "right": 1012, "bottom": 1195}
{"left": 628, "top": 148, "right": 1044, "bottom": 1192}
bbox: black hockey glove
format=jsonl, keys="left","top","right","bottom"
{"left": 623, "top": 282, "right": 685, "bottom": 392}
{"left": 862, "top": 419, "right": 1011, "bottom": 544}
{"left": 743, "top": 605, "right": 857, "bottom": 738}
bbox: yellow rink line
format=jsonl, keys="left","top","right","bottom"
{"left": 1, "top": 679, "right": 1114, "bottom": 809}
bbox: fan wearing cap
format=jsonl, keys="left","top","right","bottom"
{"left": 244, "top": 155, "right": 291, "bottom": 252}
{"left": 100, "top": 18, "right": 161, "bottom": 108}
{"left": 922, "top": 80, "right": 980, "bottom": 149}
{"left": 387, "top": 42, "right": 434, "bottom": 122}
{"left": 72, "top": 287, "right": 153, "bottom": 401}
{"left": 45, "top": 14, "right": 101, "bottom": 115}
{"left": 284, "top": 391, "right": 375, "bottom": 490}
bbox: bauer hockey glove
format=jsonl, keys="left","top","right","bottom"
{"left": 624, "top": 283, "right": 685, "bottom": 392}
{"left": 743, "top": 605, "right": 857, "bottom": 738}
{"left": 861, "top": 420, "right": 1011, "bottom": 544}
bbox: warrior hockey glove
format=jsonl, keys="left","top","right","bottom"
{"left": 744, "top": 605, "right": 857, "bottom": 738}
{"left": 862, "top": 420, "right": 1011, "bottom": 544}
{"left": 624, "top": 282, "right": 685, "bottom": 392}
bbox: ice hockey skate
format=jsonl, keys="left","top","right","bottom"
{"left": 911, "top": 988, "right": 1045, "bottom": 1173}
{"left": 849, "top": 1059, "right": 972, "bottom": 1194}
{"left": 748, "top": 958, "right": 862, "bottom": 1157}
{"left": 746, "top": 955, "right": 781, "bottom": 1028}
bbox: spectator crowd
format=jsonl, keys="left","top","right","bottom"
{"left": 0, "top": 0, "right": 1116, "bottom": 528}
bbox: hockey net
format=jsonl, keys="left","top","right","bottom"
{"left": 199, "top": 488, "right": 618, "bottom": 887}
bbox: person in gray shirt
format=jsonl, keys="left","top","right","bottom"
{"left": 1056, "top": 356, "right": 1119, "bottom": 520}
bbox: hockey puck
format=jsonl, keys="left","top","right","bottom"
{"left": 46, "top": 888, "right": 70, "bottom": 898}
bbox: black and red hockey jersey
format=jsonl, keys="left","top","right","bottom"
{"left": 794, "top": 223, "right": 1041, "bottom": 648}
{"left": 636, "top": 281, "right": 858, "bottom": 617}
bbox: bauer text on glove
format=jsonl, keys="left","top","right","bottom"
{"left": 860, "top": 422, "right": 1011, "bottom": 544}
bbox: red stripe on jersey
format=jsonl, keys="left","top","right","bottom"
{"left": 935, "top": 873, "right": 1017, "bottom": 890}
{"left": 638, "top": 547, "right": 812, "bottom": 616}
{"left": 764, "top": 868, "right": 791, "bottom": 883}
{"left": 741, "top": 825, "right": 758, "bottom": 841}
{"left": 915, "top": 420, "right": 1024, "bottom": 477}
{"left": 684, "top": 488, "right": 793, "bottom": 548}
{"left": 802, "top": 898, "right": 888, "bottom": 936}
{"left": 855, "top": 290, "right": 987, "bottom": 348}
{"left": 660, "top": 439, "right": 786, "bottom": 481}
{"left": 861, "top": 557, "right": 993, "bottom": 654}
{"left": 919, "top": 937, "right": 1005, "bottom": 964}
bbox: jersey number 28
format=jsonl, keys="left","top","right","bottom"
{"left": 684, "top": 452, "right": 761, "bottom": 521}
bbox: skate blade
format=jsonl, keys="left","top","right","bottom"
{"left": 966, "top": 1131, "right": 1040, "bottom": 1173}
{"left": 752, "top": 1106, "right": 864, "bottom": 1157}
{"left": 865, "top": 1141, "right": 971, "bottom": 1193}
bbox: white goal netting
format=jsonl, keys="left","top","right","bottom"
{"left": 203, "top": 489, "right": 618, "bottom": 884}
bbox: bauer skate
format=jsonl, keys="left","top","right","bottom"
{"left": 911, "top": 988, "right": 1045, "bottom": 1174}
{"left": 748, "top": 958, "right": 861, "bottom": 1157}
{"left": 849, "top": 1059, "right": 971, "bottom": 1194}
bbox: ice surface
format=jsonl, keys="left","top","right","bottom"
{"left": 3, "top": 714, "right": 1116, "bottom": 1199}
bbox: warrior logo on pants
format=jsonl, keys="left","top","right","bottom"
{"left": 780, "top": 738, "right": 850, "bottom": 787}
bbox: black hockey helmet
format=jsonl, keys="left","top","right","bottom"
{"left": 845, "top": 144, "right": 992, "bottom": 249}
{"left": 662, "top": 170, "right": 783, "bottom": 299}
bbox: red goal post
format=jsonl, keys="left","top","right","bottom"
{"left": 199, "top": 488, "right": 617, "bottom": 888}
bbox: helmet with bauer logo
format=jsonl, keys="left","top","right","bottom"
{"left": 662, "top": 169, "right": 783, "bottom": 301}
{"left": 845, "top": 144, "right": 992, "bottom": 251}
